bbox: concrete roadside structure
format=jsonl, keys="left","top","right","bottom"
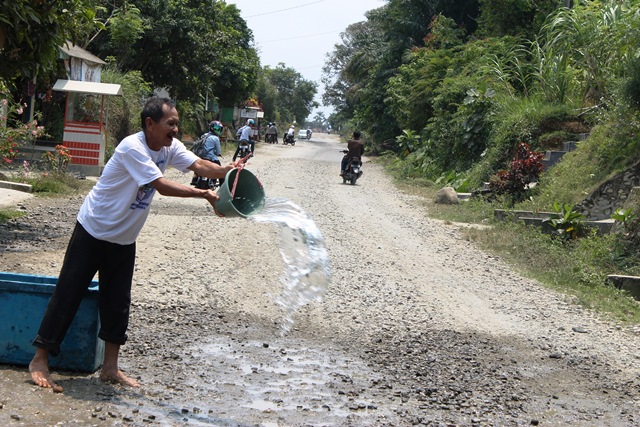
{"left": 0, "top": 181, "right": 33, "bottom": 207}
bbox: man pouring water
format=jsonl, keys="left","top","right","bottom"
{"left": 29, "top": 97, "right": 242, "bottom": 392}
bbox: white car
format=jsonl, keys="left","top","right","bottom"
{"left": 298, "top": 129, "right": 312, "bottom": 140}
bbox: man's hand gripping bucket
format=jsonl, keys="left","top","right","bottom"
{"left": 215, "top": 167, "right": 265, "bottom": 218}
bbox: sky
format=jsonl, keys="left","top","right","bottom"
{"left": 226, "top": 0, "right": 385, "bottom": 119}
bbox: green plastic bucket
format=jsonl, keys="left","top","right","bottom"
{"left": 215, "top": 168, "right": 265, "bottom": 218}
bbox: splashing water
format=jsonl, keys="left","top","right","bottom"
{"left": 250, "top": 197, "right": 331, "bottom": 334}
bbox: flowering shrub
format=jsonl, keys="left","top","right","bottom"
{"left": 1, "top": 82, "right": 47, "bottom": 166}
{"left": 43, "top": 144, "right": 72, "bottom": 174}
{"left": 489, "top": 142, "right": 544, "bottom": 203}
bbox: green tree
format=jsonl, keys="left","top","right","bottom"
{"left": 307, "top": 112, "right": 328, "bottom": 130}
{"left": 100, "top": 64, "right": 153, "bottom": 146}
{"left": 323, "top": 0, "right": 479, "bottom": 149}
{"left": 0, "top": 0, "right": 97, "bottom": 84}
{"left": 88, "top": 0, "right": 259, "bottom": 106}
{"left": 477, "top": 0, "right": 565, "bottom": 39}
{"left": 255, "top": 70, "right": 278, "bottom": 122}
{"left": 262, "top": 64, "right": 318, "bottom": 125}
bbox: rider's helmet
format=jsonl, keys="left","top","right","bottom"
{"left": 209, "top": 120, "right": 223, "bottom": 136}
{"left": 247, "top": 119, "right": 255, "bottom": 126}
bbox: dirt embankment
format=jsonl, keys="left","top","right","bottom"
{"left": 1, "top": 133, "right": 639, "bottom": 426}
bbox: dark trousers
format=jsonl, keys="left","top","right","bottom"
{"left": 32, "top": 222, "right": 136, "bottom": 356}
{"left": 233, "top": 140, "right": 253, "bottom": 160}
{"left": 341, "top": 155, "right": 350, "bottom": 173}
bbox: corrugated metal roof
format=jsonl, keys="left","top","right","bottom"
{"left": 52, "top": 79, "right": 122, "bottom": 96}
{"left": 59, "top": 42, "right": 106, "bottom": 65}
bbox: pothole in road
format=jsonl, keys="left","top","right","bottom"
{"left": 127, "top": 336, "right": 396, "bottom": 426}
{"left": 191, "top": 337, "right": 388, "bottom": 422}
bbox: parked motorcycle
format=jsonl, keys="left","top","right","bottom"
{"left": 283, "top": 133, "right": 296, "bottom": 146}
{"left": 341, "top": 150, "right": 363, "bottom": 185}
{"left": 265, "top": 133, "right": 277, "bottom": 144}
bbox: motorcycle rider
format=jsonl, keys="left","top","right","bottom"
{"left": 284, "top": 125, "right": 295, "bottom": 144}
{"left": 233, "top": 118, "right": 255, "bottom": 161}
{"left": 191, "top": 120, "right": 224, "bottom": 188}
{"left": 341, "top": 131, "right": 365, "bottom": 176}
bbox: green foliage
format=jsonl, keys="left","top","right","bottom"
{"left": 395, "top": 129, "right": 422, "bottom": 157}
{"left": 0, "top": 81, "right": 47, "bottom": 166}
{"left": 425, "top": 14, "right": 465, "bottom": 50}
{"left": 101, "top": 65, "right": 152, "bottom": 145}
{"left": 0, "top": 0, "right": 97, "bottom": 82}
{"left": 89, "top": 0, "right": 260, "bottom": 106}
{"left": 539, "top": 2, "right": 640, "bottom": 106}
{"left": 323, "top": 0, "right": 480, "bottom": 150}
{"left": 467, "top": 98, "right": 574, "bottom": 187}
{"left": 611, "top": 207, "right": 635, "bottom": 226}
{"left": 23, "top": 172, "right": 93, "bottom": 194}
{"left": 261, "top": 64, "right": 318, "bottom": 126}
{"left": 612, "top": 207, "right": 640, "bottom": 254}
{"left": 489, "top": 142, "right": 544, "bottom": 203}
{"left": 477, "top": 0, "right": 563, "bottom": 39}
{"left": 107, "top": 4, "right": 147, "bottom": 68}
{"left": 543, "top": 202, "right": 587, "bottom": 242}
{"left": 42, "top": 144, "right": 72, "bottom": 175}
{"left": 0, "top": 208, "right": 26, "bottom": 223}
{"left": 424, "top": 78, "right": 497, "bottom": 173}
{"left": 435, "top": 170, "right": 472, "bottom": 192}
{"left": 620, "top": 56, "right": 640, "bottom": 111}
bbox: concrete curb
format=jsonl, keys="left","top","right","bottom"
{"left": 0, "top": 180, "right": 32, "bottom": 193}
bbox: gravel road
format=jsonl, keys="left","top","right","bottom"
{"left": 1, "top": 132, "right": 640, "bottom": 427}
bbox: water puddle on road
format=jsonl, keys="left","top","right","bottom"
{"left": 250, "top": 197, "right": 331, "bottom": 334}
{"left": 181, "top": 337, "right": 387, "bottom": 426}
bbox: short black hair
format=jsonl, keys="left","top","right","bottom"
{"left": 353, "top": 131, "right": 361, "bottom": 139}
{"left": 141, "top": 97, "right": 175, "bottom": 129}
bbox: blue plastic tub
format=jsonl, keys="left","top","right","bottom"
{"left": 0, "top": 272, "right": 104, "bottom": 372}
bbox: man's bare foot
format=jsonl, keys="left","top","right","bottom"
{"left": 99, "top": 369, "right": 140, "bottom": 387}
{"left": 29, "top": 354, "right": 63, "bottom": 393}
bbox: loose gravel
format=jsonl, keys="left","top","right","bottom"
{"left": 1, "top": 133, "right": 639, "bottom": 426}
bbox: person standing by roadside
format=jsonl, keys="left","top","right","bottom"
{"left": 29, "top": 97, "right": 240, "bottom": 392}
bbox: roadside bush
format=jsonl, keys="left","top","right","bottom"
{"left": 24, "top": 173, "right": 93, "bottom": 194}
{"left": 101, "top": 65, "right": 153, "bottom": 147}
{"left": 489, "top": 142, "right": 544, "bottom": 203}
{"left": 466, "top": 97, "right": 572, "bottom": 188}
{"left": 42, "top": 144, "right": 72, "bottom": 175}
{"left": 542, "top": 202, "right": 587, "bottom": 242}
{"left": 1, "top": 81, "right": 47, "bottom": 166}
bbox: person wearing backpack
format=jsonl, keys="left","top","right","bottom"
{"left": 190, "top": 121, "right": 224, "bottom": 189}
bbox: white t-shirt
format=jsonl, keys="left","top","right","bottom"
{"left": 77, "top": 131, "right": 198, "bottom": 245}
{"left": 239, "top": 125, "right": 252, "bottom": 141}
{"left": 287, "top": 127, "right": 294, "bottom": 135}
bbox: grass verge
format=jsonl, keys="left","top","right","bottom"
{"left": 382, "top": 157, "right": 640, "bottom": 325}
{"left": 0, "top": 172, "right": 94, "bottom": 224}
